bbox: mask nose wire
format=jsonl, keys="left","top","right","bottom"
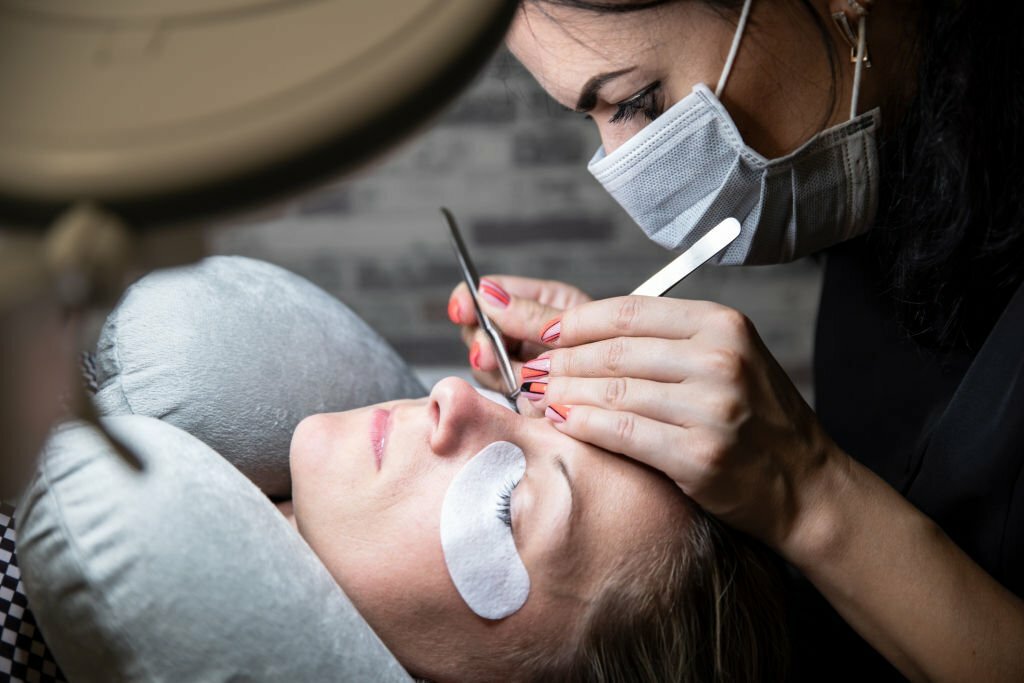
{"left": 714, "top": 0, "right": 754, "bottom": 98}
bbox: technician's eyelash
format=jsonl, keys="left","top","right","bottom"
{"left": 609, "top": 81, "right": 664, "bottom": 125}
{"left": 496, "top": 477, "right": 521, "bottom": 530}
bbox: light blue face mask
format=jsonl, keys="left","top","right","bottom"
{"left": 587, "top": 0, "right": 880, "bottom": 265}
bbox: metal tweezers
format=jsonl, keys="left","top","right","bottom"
{"left": 441, "top": 208, "right": 521, "bottom": 411}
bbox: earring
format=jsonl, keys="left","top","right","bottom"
{"left": 847, "top": 0, "right": 871, "bottom": 16}
{"left": 831, "top": 1, "right": 872, "bottom": 68}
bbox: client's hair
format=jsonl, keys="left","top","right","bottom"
{"left": 522, "top": 507, "right": 789, "bottom": 682}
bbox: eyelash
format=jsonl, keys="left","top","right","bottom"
{"left": 496, "top": 477, "right": 521, "bottom": 530}
{"left": 608, "top": 82, "right": 664, "bottom": 125}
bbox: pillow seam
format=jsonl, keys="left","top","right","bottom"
{"left": 109, "top": 317, "right": 137, "bottom": 416}
{"left": 39, "top": 432, "right": 154, "bottom": 681}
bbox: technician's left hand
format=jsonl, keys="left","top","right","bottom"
{"left": 529, "top": 296, "right": 839, "bottom": 550}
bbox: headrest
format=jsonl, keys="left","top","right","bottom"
{"left": 91, "top": 255, "right": 426, "bottom": 497}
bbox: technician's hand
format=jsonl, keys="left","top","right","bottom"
{"left": 525, "top": 296, "right": 840, "bottom": 549}
{"left": 446, "top": 276, "right": 591, "bottom": 402}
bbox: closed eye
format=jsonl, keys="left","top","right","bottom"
{"left": 496, "top": 477, "right": 521, "bottom": 530}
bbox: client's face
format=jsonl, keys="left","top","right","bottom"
{"left": 290, "top": 377, "right": 691, "bottom": 681}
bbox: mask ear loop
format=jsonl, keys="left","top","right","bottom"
{"left": 849, "top": 15, "right": 867, "bottom": 118}
{"left": 714, "top": 0, "right": 754, "bottom": 98}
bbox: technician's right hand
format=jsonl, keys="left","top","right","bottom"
{"left": 447, "top": 275, "right": 591, "bottom": 409}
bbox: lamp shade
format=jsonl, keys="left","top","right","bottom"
{"left": 0, "top": 0, "right": 517, "bottom": 229}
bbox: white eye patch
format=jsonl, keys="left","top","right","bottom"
{"left": 471, "top": 386, "right": 516, "bottom": 411}
{"left": 440, "top": 441, "right": 530, "bottom": 620}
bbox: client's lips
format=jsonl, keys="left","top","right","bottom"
{"left": 370, "top": 408, "right": 392, "bottom": 471}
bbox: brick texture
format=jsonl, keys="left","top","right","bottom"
{"left": 206, "top": 50, "right": 821, "bottom": 399}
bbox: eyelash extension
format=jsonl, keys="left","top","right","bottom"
{"left": 609, "top": 81, "right": 664, "bottom": 125}
{"left": 496, "top": 477, "right": 521, "bottom": 530}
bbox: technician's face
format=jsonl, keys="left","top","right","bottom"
{"left": 290, "top": 377, "right": 690, "bottom": 682}
{"left": 507, "top": 0, "right": 843, "bottom": 158}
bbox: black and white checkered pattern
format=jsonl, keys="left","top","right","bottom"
{"left": 1, "top": 502, "right": 66, "bottom": 683}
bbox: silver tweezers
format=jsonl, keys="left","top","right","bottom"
{"left": 442, "top": 208, "right": 521, "bottom": 410}
{"left": 442, "top": 210, "right": 741, "bottom": 414}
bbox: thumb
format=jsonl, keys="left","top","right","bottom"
{"left": 478, "top": 277, "right": 563, "bottom": 345}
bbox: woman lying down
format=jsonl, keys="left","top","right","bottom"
{"left": 284, "top": 376, "right": 788, "bottom": 681}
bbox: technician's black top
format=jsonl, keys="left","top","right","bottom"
{"left": 789, "top": 236, "right": 1024, "bottom": 681}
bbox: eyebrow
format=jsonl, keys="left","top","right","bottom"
{"left": 575, "top": 67, "right": 637, "bottom": 112}
{"left": 554, "top": 455, "right": 576, "bottom": 525}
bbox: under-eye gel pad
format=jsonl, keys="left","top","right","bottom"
{"left": 440, "top": 441, "right": 530, "bottom": 620}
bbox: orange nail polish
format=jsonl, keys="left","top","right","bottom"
{"left": 447, "top": 298, "right": 461, "bottom": 324}
{"left": 469, "top": 341, "right": 481, "bottom": 370}
{"left": 546, "top": 403, "right": 570, "bottom": 423}
{"left": 540, "top": 317, "right": 562, "bottom": 344}
{"left": 521, "top": 357, "right": 550, "bottom": 380}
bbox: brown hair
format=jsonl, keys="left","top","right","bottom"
{"left": 520, "top": 507, "right": 789, "bottom": 682}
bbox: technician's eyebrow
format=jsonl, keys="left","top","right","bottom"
{"left": 575, "top": 67, "right": 637, "bottom": 112}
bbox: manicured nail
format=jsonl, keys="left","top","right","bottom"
{"left": 519, "top": 378, "right": 548, "bottom": 401}
{"left": 469, "top": 341, "right": 481, "bottom": 370}
{"left": 546, "top": 404, "right": 571, "bottom": 423}
{"left": 540, "top": 317, "right": 561, "bottom": 344}
{"left": 521, "top": 357, "right": 550, "bottom": 381}
{"left": 447, "top": 298, "right": 461, "bottom": 324}
{"left": 479, "top": 278, "right": 510, "bottom": 309}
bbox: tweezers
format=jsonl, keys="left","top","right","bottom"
{"left": 442, "top": 208, "right": 522, "bottom": 409}
{"left": 443, "top": 210, "right": 742, "bottom": 412}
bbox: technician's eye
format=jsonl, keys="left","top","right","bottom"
{"left": 609, "top": 82, "right": 664, "bottom": 125}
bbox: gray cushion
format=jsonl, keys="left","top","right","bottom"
{"left": 93, "top": 255, "right": 426, "bottom": 498}
{"left": 17, "top": 416, "right": 411, "bottom": 683}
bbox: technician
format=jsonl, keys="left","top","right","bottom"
{"left": 448, "top": 1, "right": 1024, "bottom": 680}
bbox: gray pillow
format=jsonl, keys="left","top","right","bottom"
{"left": 17, "top": 416, "right": 412, "bottom": 683}
{"left": 93, "top": 255, "right": 426, "bottom": 498}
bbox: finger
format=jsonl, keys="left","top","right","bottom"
{"left": 470, "top": 366, "right": 504, "bottom": 392}
{"left": 472, "top": 277, "right": 573, "bottom": 346}
{"left": 538, "top": 376, "right": 704, "bottom": 426}
{"left": 469, "top": 328, "right": 495, "bottom": 372}
{"left": 484, "top": 275, "right": 592, "bottom": 310}
{"left": 465, "top": 331, "right": 503, "bottom": 391}
{"left": 466, "top": 328, "right": 527, "bottom": 391}
{"left": 447, "top": 275, "right": 589, "bottom": 327}
{"left": 541, "top": 337, "right": 696, "bottom": 383}
{"left": 460, "top": 323, "right": 478, "bottom": 351}
{"left": 545, "top": 404, "right": 705, "bottom": 485}
{"left": 547, "top": 297, "right": 738, "bottom": 347}
{"left": 515, "top": 393, "right": 546, "bottom": 418}
{"left": 530, "top": 375, "right": 732, "bottom": 428}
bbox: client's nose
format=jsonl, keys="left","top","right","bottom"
{"left": 428, "top": 376, "right": 511, "bottom": 457}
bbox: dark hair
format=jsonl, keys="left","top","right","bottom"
{"left": 875, "top": 2, "right": 1024, "bottom": 349}
{"left": 518, "top": 507, "right": 790, "bottom": 682}
{"left": 530, "top": 0, "right": 1024, "bottom": 350}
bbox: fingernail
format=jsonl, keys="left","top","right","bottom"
{"left": 447, "top": 298, "right": 461, "bottom": 324}
{"left": 519, "top": 378, "right": 548, "bottom": 400}
{"left": 521, "top": 357, "right": 550, "bottom": 381}
{"left": 546, "top": 403, "right": 571, "bottom": 423}
{"left": 469, "top": 341, "right": 481, "bottom": 370}
{"left": 540, "top": 317, "right": 561, "bottom": 344}
{"left": 479, "top": 278, "right": 510, "bottom": 309}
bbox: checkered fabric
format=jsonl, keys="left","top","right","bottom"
{"left": 0, "top": 502, "right": 66, "bottom": 683}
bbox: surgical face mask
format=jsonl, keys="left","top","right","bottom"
{"left": 587, "top": 0, "right": 880, "bottom": 265}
